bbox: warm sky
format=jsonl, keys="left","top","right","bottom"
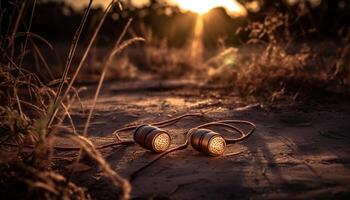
{"left": 61, "top": 0, "right": 247, "bottom": 16}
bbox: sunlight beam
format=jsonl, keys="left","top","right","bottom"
{"left": 191, "top": 15, "right": 204, "bottom": 59}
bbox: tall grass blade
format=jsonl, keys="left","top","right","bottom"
{"left": 52, "top": 0, "right": 93, "bottom": 120}
{"left": 47, "top": 0, "right": 115, "bottom": 128}
{"left": 8, "top": 1, "right": 26, "bottom": 48}
{"left": 19, "top": 0, "right": 36, "bottom": 68}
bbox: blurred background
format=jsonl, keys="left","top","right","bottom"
{"left": 1, "top": 0, "right": 350, "bottom": 99}
{"left": 4, "top": 0, "right": 350, "bottom": 45}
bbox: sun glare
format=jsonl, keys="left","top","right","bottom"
{"left": 169, "top": 0, "right": 247, "bottom": 16}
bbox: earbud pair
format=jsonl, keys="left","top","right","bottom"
{"left": 132, "top": 120, "right": 255, "bottom": 157}
{"left": 132, "top": 125, "right": 227, "bottom": 157}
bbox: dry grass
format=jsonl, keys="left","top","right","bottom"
{"left": 0, "top": 0, "right": 140, "bottom": 199}
{"left": 208, "top": 42, "right": 349, "bottom": 101}
{"left": 206, "top": 14, "right": 350, "bottom": 103}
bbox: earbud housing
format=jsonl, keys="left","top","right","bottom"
{"left": 134, "top": 125, "right": 171, "bottom": 153}
{"left": 190, "top": 128, "right": 226, "bottom": 156}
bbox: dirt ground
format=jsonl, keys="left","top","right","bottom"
{"left": 55, "top": 80, "right": 350, "bottom": 200}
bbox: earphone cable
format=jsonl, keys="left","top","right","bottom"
{"left": 130, "top": 120, "right": 256, "bottom": 181}
{"left": 3, "top": 113, "right": 203, "bottom": 151}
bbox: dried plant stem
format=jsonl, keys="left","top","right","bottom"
{"left": 82, "top": 18, "right": 136, "bottom": 136}
{"left": 14, "top": 98, "right": 45, "bottom": 113}
{"left": 59, "top": 101, "right": 77, "bottom": 135}
{"left": 19, "top": 0, "right": 36, "bottom": 68}
{"left": 47, "top": 0, "right": 115, "bottom": 128}
{"left": 13, "top": 87, "right": 23, "bottom": 117}
{"left": 52, "top": 0, "right": 93, "bottom": 117}
{"left": 81, "top": 36, "right": 143, "bottom": 146}
{"left": 77, "top": 17, "right": 142, "bottom": 200}
{"left": 0, "top": 47, "right": 20, "bottom": 69}
{"left": 30, "top": 38, "right": 54, "bottom": 80}
{"left": 8, "top": 1, "right": 26, "bottom": 48}
{"left": 44, "top": 1, "right": 133, "bottom": 199}
{"left": 70, "top": 135, "right": 131, "bottom": 200}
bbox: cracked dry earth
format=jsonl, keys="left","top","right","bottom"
{"left": 55, "top": 81, "right": 350, "bottom": 200}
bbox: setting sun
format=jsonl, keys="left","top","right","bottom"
{"left": 168, "top": 0, "right": 247, "bottom": 16}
